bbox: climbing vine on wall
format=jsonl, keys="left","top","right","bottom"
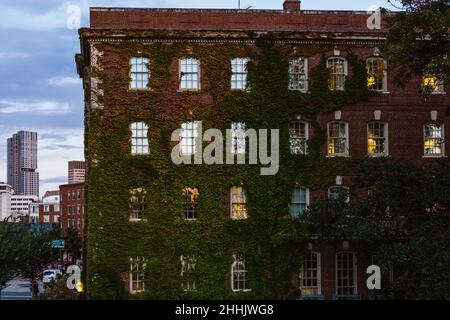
{"left": 85, "top": 32, "right": 376, "bottom": 299}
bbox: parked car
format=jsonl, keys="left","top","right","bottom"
{"left": 42, "top": 269, "right": 62, "bottom": 284}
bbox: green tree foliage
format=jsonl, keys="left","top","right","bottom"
{"left": 64, "top": 227, "right": 82, "bottom": 261}
{"left": 303, "top": 159, "right": 450, "bottom": 299}
{"left": 384, "top": 0, "right": 450, "bottom": 85}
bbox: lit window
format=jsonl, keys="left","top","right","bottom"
{"left": 336, "top": 252, "right": 357, "bottom": 296}
{"left": 423, "top": 75, "right": 444, "bottom": 94}
{"left": 299, "top": 252, "right": 321, "bottom": 296}
{"left": 180, "top": 122, "right": 199, "bottom": 156}
{"left": 367, "top": 58, "right": 387, "bottom": 92}
{"left": 289, "top": 57, "right": 308, "bottom": 91}
{"left": 327, "top": 57, "right": 347, "bottom": 91}
{"left": 130, "top": 122, "right": 149, "bottom": 155}
{"left": 290, "top": 187, "right": 309, "bottom": 217}
{"left": 130, "top": 257, "right": 146, "bottom": 294}
{"left": 368, "top": 122, "right": 388, "bottom": 156}
{"left": 424, "top": 123, "right": 444, "bottom": 156}
{"left": 43, "top": 215, "right": 50, "bottom": 223}
{"left": 327, "top": 121, "right": 348, "bottom": 156}
{"left": 231, "top": 253, "right": 249, "bottom": 292}
{"left": 129, "top": 188, "right": 147, "bottom": 222}
{"left": 130, "top": 57, "right": 150, "bottom": 89}
{"left": 181, "top": 255, "right": 196, "bottom": 291}
{"left": 231, "top": 122, "right": 246, "bottom": 154}
{"left": 183, "top": 187, "right": 198, "bottom": 220}
{"left": 289, "top": 121, "right": 308, "bottom": 155}
{"left": 230, "top": 186, "right": 247, "bottom": 220}
{"left": 231, "top": 58, "right": 249, "bottom": 90}
{"left": 180, "top": 58, "right": 200, "bottom": 90}
{"left": 329, "top": 186, "right": 350, "bottom": 203}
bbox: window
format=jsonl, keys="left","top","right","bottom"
{"left": 231, "top": 58, "right": 249, "bottom": 90}
{"left": 289, "top": 121, "right": 308, "bottom": 155}
{"left": 368, "top": 122, "right": 388, "bottom": 156}
{"left": 77, "top": 205, "right": 81, "bottom": 215}
{"left": 231, "top": 253, "right": 249, "bottom": 292}
{"left": 44, "top": 205, "right": 49, "bottom": 212}
{"left": 336, "top": 252, "right": 357, "bottom": 296}
{"left": 181, "top": 255, "right": 196, "bottom": 291}
{"left": 367, "top": 58, "right": 387, "bottom": 92}
{"left": 183, "top": 187, "right": 198, "bottom": 220}
{"left": 43, "top": 215, "right": 50, "bottom": 223}
{"left": 67, "top": 205, "right": 71, "bottom": 216}
{"left": 129, "top": 188, "right": 147, "bottom": 222}
{"left": 423, "top": 75, "right": 445, "bottom": 94}
{"left": 77, "top": 190, "right": 81, "bottom": 199}
{"left": 130, "top": 57, "right": 150, "bottom": 89}
{"left": 180, "top": 122, "right": 198, "bottom": 156}
{"left": 290, "top": 187, "right": 309, "bottom": 217}
{"left": 230, "top": 186, "right": 247, "bottom": 220}
{"left": 299, "top": 252, "right": 321, "bottom": 296}
{"left": 130, "top": 122, "right": 149, "bottom": 155}
{"left": 424, "top": 123, "right": 444, "bottom": 156}
{"left": 327, "top": 121, "right": 349, "bottom": 156}
{"left": 289, "top": 57, "right": 308, "bottom": 91}
{"left": 231, "top": 122, "right": 246, "bottom": 154}
{"left": 130, "top": 257, "right": 146, "bottom": 294}
{"left": 327, "top": 57, "right": 347, "bottom": 91}
{"left": 329, "top": 186, "right": 350, "bottom": 203}
{"left": 180, "top": 58, "right": 200, "bottom": 90}
{"left": 68, "top": 192, "right": 71, "bottom": 201}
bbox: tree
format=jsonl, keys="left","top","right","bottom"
{"left": 303, "top": 159, "right": 450, "bottom": 299}
{"left": 384, "top": 1, "right": 450, "bottom": 87}
{"left": 64, "top": 227, "right": 82, "bottom": 262}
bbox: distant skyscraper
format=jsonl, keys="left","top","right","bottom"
{"left": 68, "top": 161, "right": 85, "bottom": 184}
{"left": 7, "top": 131, "right": 39, "bottom": 197}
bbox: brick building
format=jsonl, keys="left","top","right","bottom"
{"left": 76, "top": 1, "right": 449, "bottom": 299}
{"left": 38, "top": 202, "right": 60, "bottom": 226}
{"left": 59, "top": 182, "right": 85, "bottom": 238}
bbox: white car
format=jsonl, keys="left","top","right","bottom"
{"left": 42, "top": 269, "right": 62, "bottom": 284}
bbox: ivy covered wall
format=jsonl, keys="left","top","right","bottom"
{"left": 84, "top": 32, "right": 377, "bottom": 299}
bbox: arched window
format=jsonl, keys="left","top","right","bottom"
{"left": 130, "top": 122, "right": 149, "bottom": 155}
{"left": 327, "top": 121, "right": 349, "bottom": 156}
{"left": 366, "top": 58, "right": 387, "bottom": 92}
{"left": 299, "top": 252, "right": 321, "bottom": 296}
{"left": 327, "top": 57, "right": 347, "bottom": 91}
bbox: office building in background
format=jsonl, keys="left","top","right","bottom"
{"left": 68, "top": 161, "right": 86, "bottom": 184}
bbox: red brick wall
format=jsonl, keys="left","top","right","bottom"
{"left": 59, "top": 183, "right": 85, "bottom": 238}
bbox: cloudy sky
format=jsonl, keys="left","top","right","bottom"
{"left": 0, "top": 0, "right": 395, "bottom": 196}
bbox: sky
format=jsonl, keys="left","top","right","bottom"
{"left": 0, "top": 0, "right": 396, "bottom": 197}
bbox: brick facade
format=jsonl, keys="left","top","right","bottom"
{"left": 59, "top": 182, "right": 85, "bottom": 238}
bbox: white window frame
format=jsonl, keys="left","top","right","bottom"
{"left": 180, "top": 122, "right": 199, "bottom": 156}
{"left": 327, "top": 121, "right": 349, "bottom": 157}
{"left": 231, "top": 253, "right": 250, "bottom": 292}
{"left": 289, "top": 57, "right": 308, "bottom": 92}
{"left": 129, "top": 188, "right": 147, "bottom": 222}
{"left": 180, "top": 255, "right": 197, "bottom": 291}
{"left": 328, "top": 186, "right": 350, "bottom": 204}
{"left": 366, "top": 58, "right": 388, "bottom": 93}
{"left": 290, "top": 187, "right": 310, "bottom": 217}
{"left": 179, "top": 58, "right": 201, "bottom": 91}
{"left": 299, "top": 251, "right": 321, "bottom": 296}
{"left": 129, "top": 257, "right": 146, "bottom": 294}
{"left": 289, "top": 121, "right": 309, "bottom": 155}
{"left": 335, "top": 251, "right": 357, "bottom": 296}
{"left": 231, "top": 122, "right": 246, "bottom": 154}
{"left": 130, "top": 122, "right": 149, "bottom": 155}
{"left": 327, "top": 57, "right": 348, "bottom": 91}
{"left": 231, "top": 58, "right": 250, "bottom": 90}
{"left": 230, "top": 186, "right": 248, "bottom": 220}
{"left": 423, "top": 123, "right": 445, "bottom": 157}
{"left": 130, "top": 57, "right": 150, "bottom": 90}
{"left": 183, "top": 187, "right": 198, "bottom": 221}
{"left": 367, "top": 122, "right": 389, "bottom": 157}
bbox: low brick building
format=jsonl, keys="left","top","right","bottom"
{"left": 59, "top": 182, "right": 85, "bottom": 238}
{"left": 76, "top": 1, "right": 449, "bottom": 299}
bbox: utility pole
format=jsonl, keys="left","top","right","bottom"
{"left": 238, "top": 0, "right": 241, "bottom": 9}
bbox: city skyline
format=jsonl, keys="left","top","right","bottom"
{"left": 0, "top": 0, "right": 395, "bottom": 196}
